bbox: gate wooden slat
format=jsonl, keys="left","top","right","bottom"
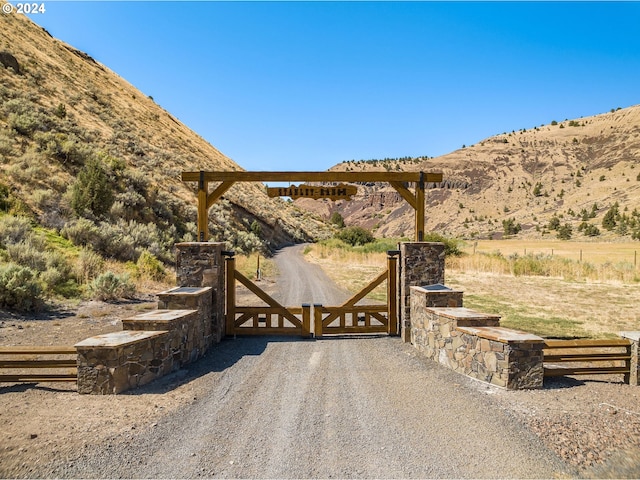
{"left": 1, "top": 347, "right": 77, "bottom": 384}
{"left": 339, "top": 270, "right": 387, "bottom": 308}
{"left": 234, "top": 270, "right": 303, "bottom": 328}
{"left": 543, "top": 338, "right": 632, "bottom": 382}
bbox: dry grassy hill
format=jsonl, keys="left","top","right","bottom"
{"left": 0, "top": 9, "right": 330, "bottom": 261}
{"left": 299, "top": 105, "right": 640, "bottom": 241}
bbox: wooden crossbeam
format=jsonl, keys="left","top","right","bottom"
{"left": 183, "top": 170, "right": 443, "bottom": 241}
{"left": 182, "top": 171, "right": 442, "bottom": 183}
{"left": 340, "top": 270, "right": 387, "bottom": 308}
{"left": 234, "top": 270, "right": 302, "bottom": 328}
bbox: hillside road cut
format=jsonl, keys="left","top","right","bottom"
{"left": 51, "top": 245, "right": 574, "bottom": 478}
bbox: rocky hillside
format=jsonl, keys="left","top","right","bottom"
{"left": 298, "top": 105, "right": 640, "bottom": 241}
{"left": 0, "top": 9, "right": 330, "bottom": 263}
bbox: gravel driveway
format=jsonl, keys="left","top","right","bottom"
{"left": 48, "top": 245, "right": 574, "bottom": 478}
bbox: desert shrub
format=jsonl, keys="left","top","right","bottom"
{"left": 88, "top": 271, "right": 135, "bottom": 301}
{"left": 511, "top": 253, "right": 553, "bottom": 277}
{"left": 232, "top": 230, "right": 263, "bottom": 255}
{"left": 335, "top": 226, "right": 375, "bottom": 246}
{"left": 135, "top": 250, "right": 166, "bottom": 281}
{"left": 112, "top": 189, "right": 147, "bottom": 221}
{"left": 547, "top": 216, "right": 561, "bottom": 230}
{"left": 0, "top": 263, "right": 43, "bottom": 311}
{"left": 35, "top": 132, "right": 92, "bottom": 166}
{"left": 502, "top": 218, "right": 522, "bottom": 236}
{"left": 422, "top": 232, "right": 463, "bottom": 257}
{"left": 6, "top": 240, "right": 48, "bottom": 271}
{"left": 330, "top": 211, "right": 345, "bottom": 228}
{"left": 75, "top": 248, "right": 105, "bottom": 284}
{"left": 3, "top": 98, "right": 54, "bottom": 137}
{"left": 578, "top": 222, "right": 600, "bottom": 237}
{"left": 61, "top": 217, "right": 101, "bottom": 246}
{"left": 602, "top": 203, "right": 620, "bottom": 231}
{"left": 0, "top": 215, "right": 32, "bottom": 246}
{"left": 557, "top": 223, "right": 573, "bottom": 240}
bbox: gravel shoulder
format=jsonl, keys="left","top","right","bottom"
{"left": 1, "top": 245, "right": 639, "bottom": 478}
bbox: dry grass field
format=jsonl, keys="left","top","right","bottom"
{"left": 466, "top": 239, "right": 639, "bottom": 267}
{"left": 304, "top": 240, "right": 640, "bottom": 339}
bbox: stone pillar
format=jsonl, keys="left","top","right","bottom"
{"left": 399, "top": 242, "right": 445, "bottom": 343}
{"left": 175, "top": 242, "right": 225, "bottom": 343}
{"left": 620, "top": 331, "right": 640, "bottom": 386}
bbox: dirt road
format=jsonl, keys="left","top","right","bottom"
{"left": 42, "top": 246, "right": 574, "bottom": 478}
{"left": 270, "top": 244, "right": 350, "bottom": 306}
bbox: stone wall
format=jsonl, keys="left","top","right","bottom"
{"left": 399, "top": 242, "right": 446, "bottom": 342}
{"left": 75, "top": 331, "right": 172, "bottom": 395}
{"left": 410, "top": 287, "right": 545, "bottom": 389}
{"left": 157, "top": 287, "right": 213, "bottom": 356}
{"left": 175, "top": 242, "right": 225, "bottom": 342}
{"left": 122, "top": 309, "right": 200, "bottom": 366}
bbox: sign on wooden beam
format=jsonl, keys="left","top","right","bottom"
{"left": 266, "top": 183, "right": 358, "bottom": 201}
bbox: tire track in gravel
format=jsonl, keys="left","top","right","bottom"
{"left": 48, "top": 245, "right": 575, "bottom": 479}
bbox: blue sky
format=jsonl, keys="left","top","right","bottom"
{"left": 25, "top": 1, "right": 640, "bottom": 171}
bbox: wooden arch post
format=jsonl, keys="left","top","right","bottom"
{"left": 182, "top": 171, "right": 443, "bottom": 242}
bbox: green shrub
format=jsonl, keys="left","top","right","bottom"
{"left": 70, "top": 157, "right": 114, "bottom": 218}
{"left": 75, "top": 248, "right": 104, "bottom": 284}
{"left": 61, "top": 218, "right": 101, "bottom": 247}
{"left": 0, "top": 263, "right": 43, "bottom": 311}
{"left": 329, "top": 211, "right": 345, "bottom": 228}
{"left": 135, "top": 250, "right": 166, "bottom": 281}
{"left": 0, "top": 215, "right": 32, "bottom": 246}
{"left": 335, "top": 226, "right": 375, "bottom": 246}
{"left": 6, "top": 240, "right": 49, "bottom": 271}
{"left": 88, "top": 271, "right": 135, "bottom": 301}
{"left": 502, "top": 218, "right": 522, "bottom": 236}
{"left": 422, "top": 232, "right": 463, "bottom": 257}
{"left": 557, "top": 223, "right": 573, "bottom": 240}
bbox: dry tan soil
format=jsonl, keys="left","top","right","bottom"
{"left": 1, "top": 289, "right": 640, "bottom": 478}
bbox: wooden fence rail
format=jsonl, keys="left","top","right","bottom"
{"left": 543, "top": 339, "right": 632, "bottom": 383}
{"left": 0, "top": 346, "right": 77, "bottom": 383}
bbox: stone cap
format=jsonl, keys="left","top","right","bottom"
{"left": 620, "top": 331, "right": 640, "bottom": 342}
{"left": 157, "top": 286, "right": 212, "bottom": 296}
{"left": 411, "top": 284, "right": 463, "bottom": 293}
{"left": 424, "top": 307, "right": 500, "bottom": 322}
{"left": 123, "top": 309, "right": 198, "bottom": 323}
{"left": 457, "top": 326, "right": 545, "bottom": 344}
{"left": 74, "top": 330, "right": 169, "bottom": 349}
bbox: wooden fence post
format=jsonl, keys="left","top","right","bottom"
{"left": 313, "top": 304, "right": 323, "bottom": 338}
{"left": 302, "top": 304, "right": 311, "bottom": 337}
{"left": 387, "top": 251, "right": 400, "bottom": 336}
{"left": 224, "top": 252, "right": 236, "bottom": 337}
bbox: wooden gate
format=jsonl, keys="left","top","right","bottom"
{"left": 225, "top": 253, "right": 310, "bottom": 336}
{"left": 224, "top": 251, "right": 399, "bottom": 338}
{"left": 313, "top": 252, "right": 398, "bottom": 337}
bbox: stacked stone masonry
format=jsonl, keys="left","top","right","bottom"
{"left": 75, "top": 243, "right": 226, "bottom": 395}
{"left": 175, "top": 242, "right": 225, "bottom": 342}
{"left": 122, "top": 309, "right": 201, "bottom": 366}
{"left": 75, "top": 331, "right": 173, "bottom": 394}
{"left": 410, "top": 285, "right": 545, "bottom": 390}
{"left": 399, "top": 242, "right": 445, "bottom": 342}
{"left": 157, "top": 286, "right": 214, "bottom": 356}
